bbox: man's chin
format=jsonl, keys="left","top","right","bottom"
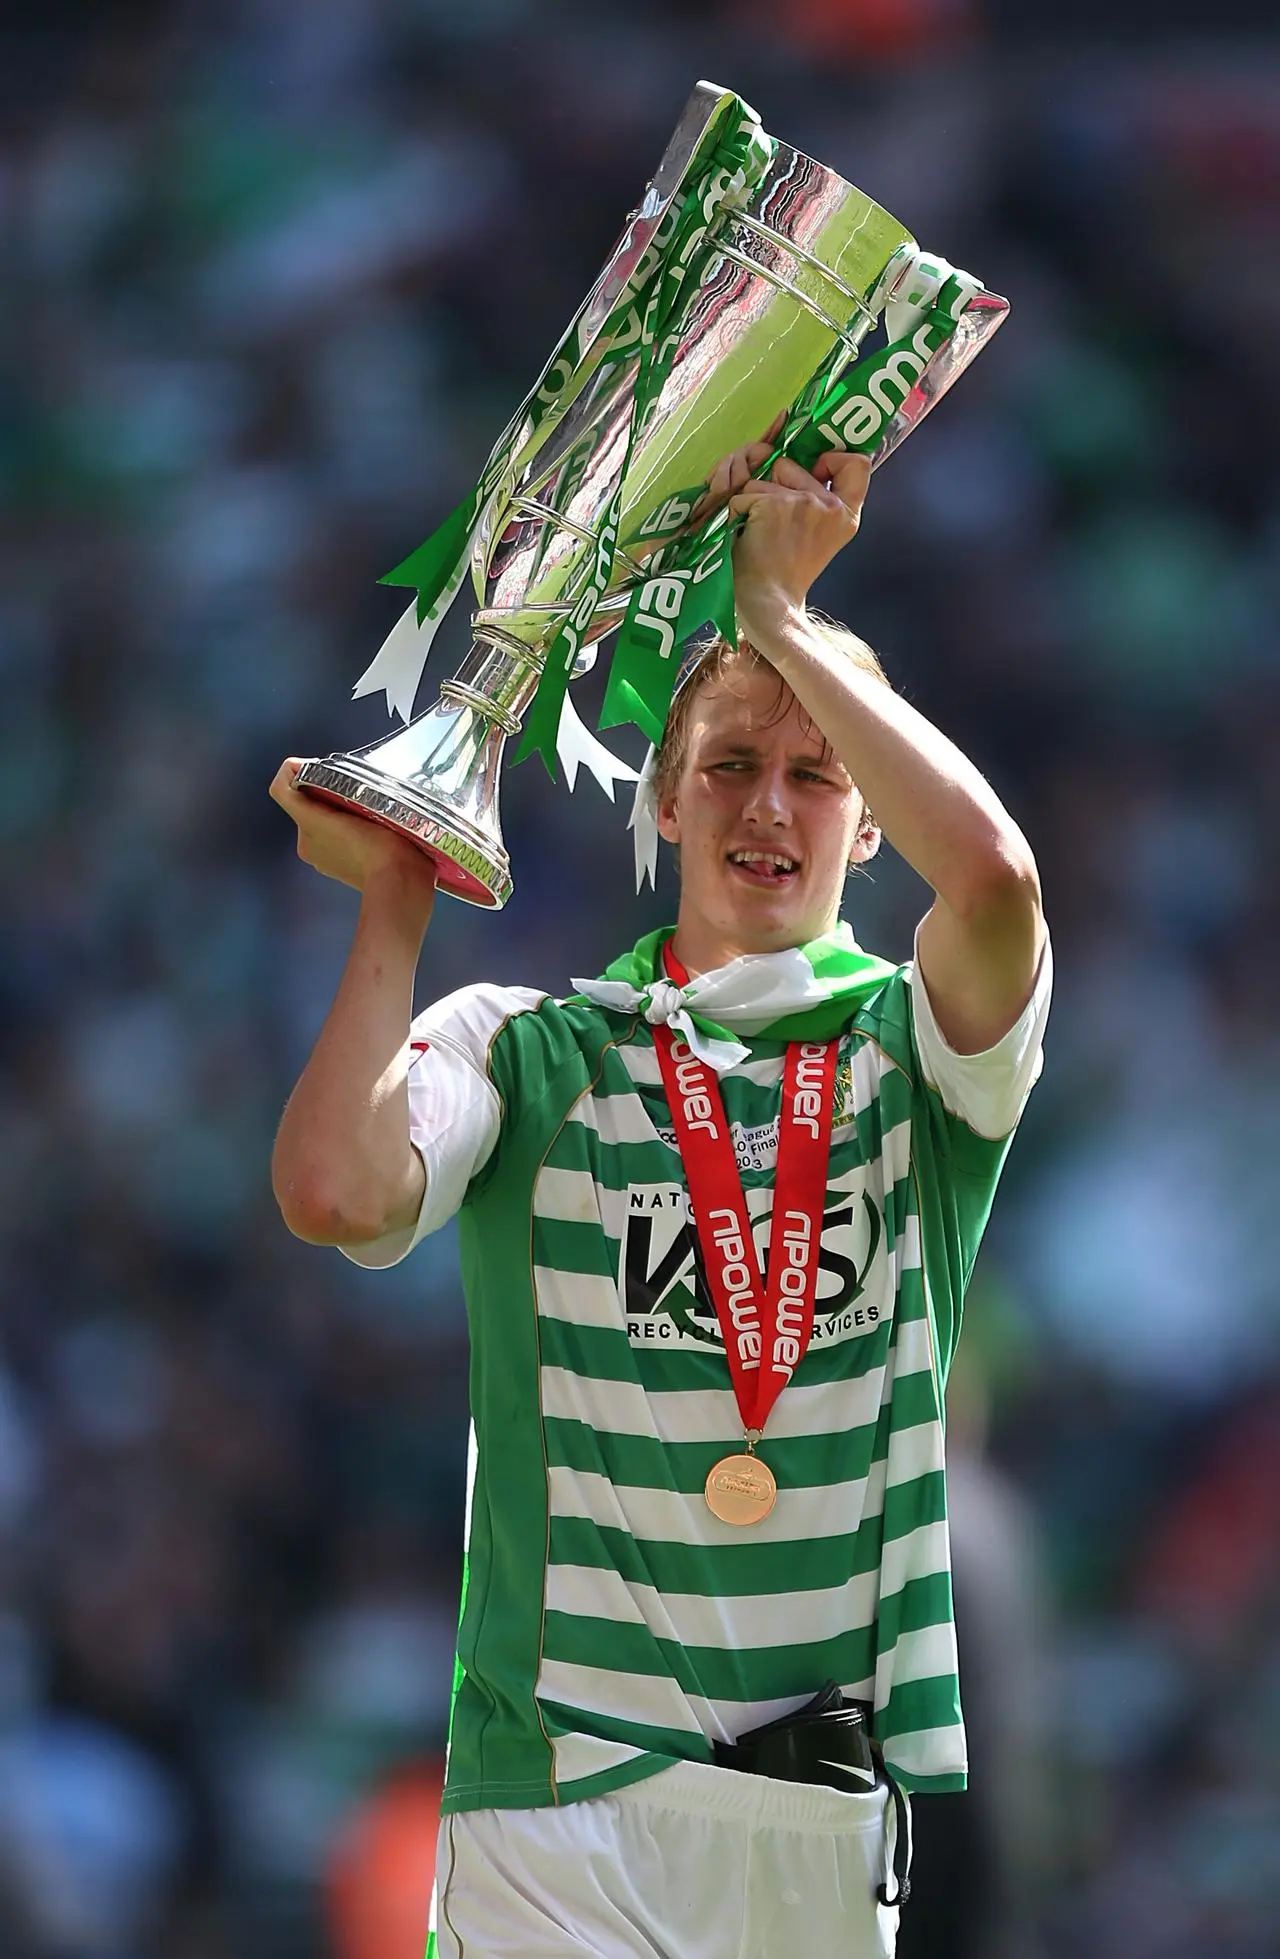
{"left": 722, "top": 886, "right": 825, "bottom": 953}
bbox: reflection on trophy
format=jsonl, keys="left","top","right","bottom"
{"left": 295, "top": 81, "right": 1008, "bottom": 909}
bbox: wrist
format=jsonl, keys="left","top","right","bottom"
{"left": 360, "top": 852, "right": 437, "bottom": 938}
{"left": 736, "top": 589, "right": 809, "bottom": 657}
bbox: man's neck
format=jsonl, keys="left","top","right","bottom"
{"left": 668, "top": 914, "right": 834, "bottom": 982}
{"left": 666, "top": 931, "right": 726, "bottom": 983}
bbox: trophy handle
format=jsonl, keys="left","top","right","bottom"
{"left": 295, "top": 658, "right": 526, "bottom": 909}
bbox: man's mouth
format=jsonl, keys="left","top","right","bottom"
{"left": 727, "top": 849, "right": 799, "bottom": 884}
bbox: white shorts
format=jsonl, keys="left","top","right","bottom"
{"left": 430, "top": 1755, "right": 906, "bottom": 1959}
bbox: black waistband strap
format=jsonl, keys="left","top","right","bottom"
{"left": 712, "top": 1682, "right": 913, "bottom": 1907}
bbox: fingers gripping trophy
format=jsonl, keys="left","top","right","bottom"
{"left": 294, "top": 82, "right": 1008, "bottom": 907}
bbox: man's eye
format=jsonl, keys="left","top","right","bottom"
{"left": 795, "top": 768, "right": 830, "bottom": 784}
{"left": 711, "top": 759, "right": 751, "bottom": 772}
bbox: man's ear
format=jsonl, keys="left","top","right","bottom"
{"left": 848, "top": 805, "right": 881, "bottom": 868}
{"left": 656, "top": 793, "right": 681, "bottom": 847}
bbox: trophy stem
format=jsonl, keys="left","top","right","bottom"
{"left": 295, "top": 644, "right": 540, "bottom": 909}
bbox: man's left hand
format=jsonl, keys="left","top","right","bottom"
{"left": 727, "top": 450, "right": 872, "bottom": 642}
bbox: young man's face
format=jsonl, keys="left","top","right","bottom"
{"left": 657, "top": 661, "right": 879, "bottom": 962}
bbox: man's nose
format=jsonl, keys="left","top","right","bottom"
{"left": 743, "top": 765, "right": 791, "bottom": 825}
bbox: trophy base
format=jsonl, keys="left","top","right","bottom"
{"left": 295, "top": 757, "right": 512, "bottom": 910}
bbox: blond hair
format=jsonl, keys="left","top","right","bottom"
{"left": 652, "top": 613, "right": 890, "bottom": 804}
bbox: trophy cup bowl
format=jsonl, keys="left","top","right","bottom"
{"left": 296, "top": 82, "right": 1007, "bottom": 908}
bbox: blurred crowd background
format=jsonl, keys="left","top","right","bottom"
{"left": 3, "top": 1, "right": 1279, "bottom": 1955}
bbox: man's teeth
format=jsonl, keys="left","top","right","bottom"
{"left": 730, "top": 851, "right": 797, "bottom": 873}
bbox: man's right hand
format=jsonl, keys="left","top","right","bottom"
{"left": 270, "top": 758, "right": 438, "bottom": 906}
{"left": 270, "top": 757, "right": 435, "bottom": 1249}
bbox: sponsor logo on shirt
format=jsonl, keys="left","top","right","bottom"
{"left": 619, "top": 1182, "right": 887, "bottom": 1353}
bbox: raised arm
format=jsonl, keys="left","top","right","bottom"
{"left": 269, "top": 761, "right": 435, "bottom": 1246}
{"left": 727, "top": 451, "right": 1046, "bottom": 1054}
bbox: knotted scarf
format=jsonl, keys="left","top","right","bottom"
{"left": 571, "top": 923, "right": 898, "bottom": 1071}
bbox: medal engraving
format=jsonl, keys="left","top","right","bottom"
{"left": 705, "top": 1453, "right": 778, "bottom": 1527}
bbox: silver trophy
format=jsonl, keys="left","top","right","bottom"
{"left": 296, "top": 82, "right": 1007, "bottom": 908}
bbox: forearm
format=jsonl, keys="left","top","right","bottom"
{"left": 273, "top": 865, "right": 432, "bottom": 1244}
{"left": 753, "top": 603, "right": 1040, "bottom": 914}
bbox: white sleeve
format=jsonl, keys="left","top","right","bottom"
{"left": 341, "top": 981, "right": 545, "bottom": 1270}
{"left": 908, "top": 927, "right": 1053, "bottom": 1141}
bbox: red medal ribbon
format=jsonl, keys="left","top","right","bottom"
{"left": 652, "top": 946, "right": 839, "bottom": 1437}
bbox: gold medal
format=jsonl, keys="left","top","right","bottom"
{"left": 705, "top": 1452, "right": 778, "bottom": 1527}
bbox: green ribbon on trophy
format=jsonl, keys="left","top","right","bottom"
{"left": 512, "top": 99, "right": 775, "bottom": 770}
{"left": 359, "top": 92, "right": 775, "bottom": 744}
{"left": 598, "top": 271, "right": 973, "bottom": 746}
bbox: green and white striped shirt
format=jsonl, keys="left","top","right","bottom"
{"left": 350, "top": 930, "right": 1051, "bottom": 1811}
